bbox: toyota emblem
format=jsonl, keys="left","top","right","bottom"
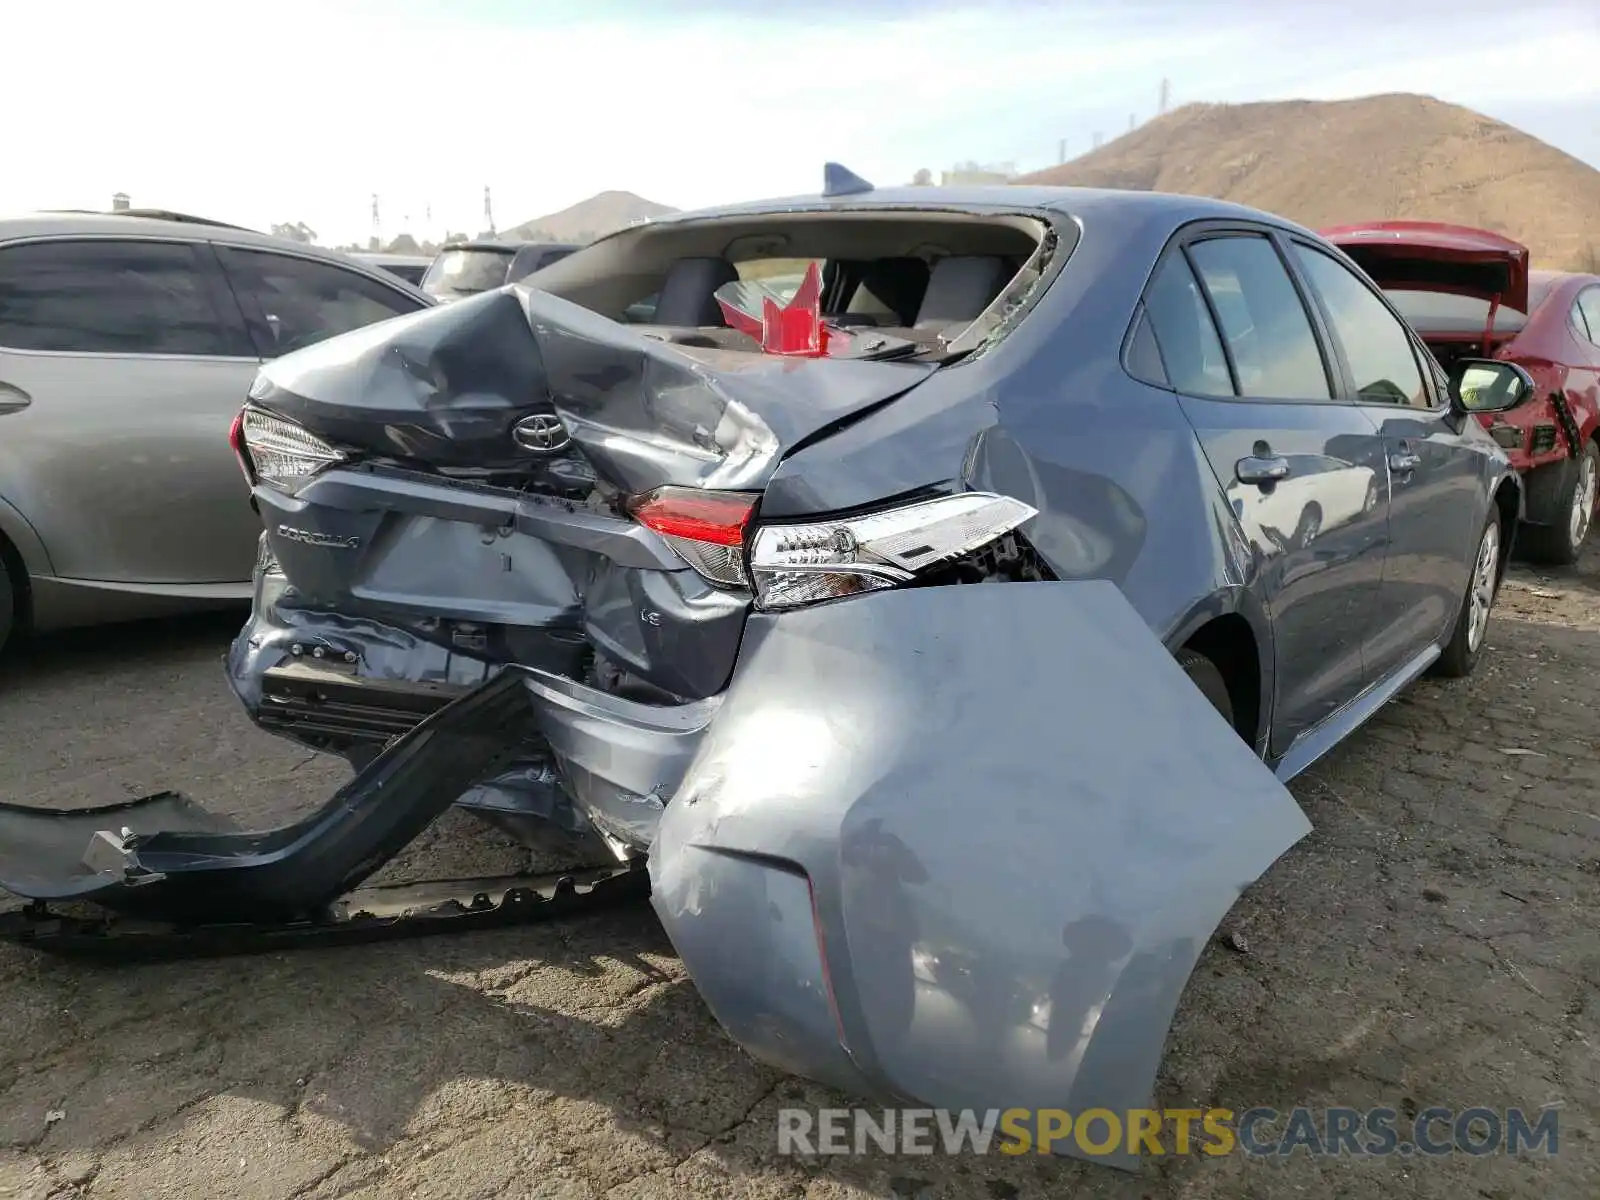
{"left": 512, "top": 413, "right": 571, "bottom": 454}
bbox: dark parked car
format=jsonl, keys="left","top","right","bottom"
{"left": 0, "top": 176, "right": 1529, "bottom": 1171}
{"left": 419, "top": 239, "right": 578, "bottom": 301}
{"left": 1322, "top": 221, "right": 1600, "bottom": 563}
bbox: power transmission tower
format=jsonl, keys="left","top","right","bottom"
{"left": 371, "top": 194, "right": 381, "bottom": 248}
{"left": 483, "top": 186, "right": 495, "bottom": 237}
{"left": 1128, "top": 113, "right": 1136, "bottom": 132}
{"left": 1159, "top": 77, "right": 1171, "bottom": 115}
{"left": 1058, "top": 138, "right": 1067, "bottom": 164}
{"left": 1092, "top": 131, "right": 1103, "bottom": 150}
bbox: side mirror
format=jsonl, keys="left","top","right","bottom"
{"left": 1449, "top": 358, "right": 1534, "bottom": 415}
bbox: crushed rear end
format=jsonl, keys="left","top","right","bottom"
{"left": 3, "top": 195, "right": 1313, "bottom": 1170}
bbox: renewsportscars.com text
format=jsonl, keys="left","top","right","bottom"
{"left": 776, "top": 1106, "right": 1560, "bottom": 1158}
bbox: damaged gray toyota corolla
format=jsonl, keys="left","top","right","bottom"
{"left": 1, "top": 172, "right": 1526, "bottom": 1170}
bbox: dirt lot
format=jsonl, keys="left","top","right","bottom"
{"left": 1, "top": 547, "right": 1598, "bottom": 1200}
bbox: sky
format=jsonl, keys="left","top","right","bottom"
{"left": 6, "top": 0, "right": 1598, "bottom": 247}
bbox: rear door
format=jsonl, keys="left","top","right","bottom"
{"left": 1143, "top": 225, "right": 1390, "bottom": 756}
{"left": 1287, "top": 238, "right": 1483, "bottom": 679}
{"left": 211, "top": 245, "right": 427, "bottom": 358}
{"left": 0, "top": 236, "right": 264, "bottom": 585}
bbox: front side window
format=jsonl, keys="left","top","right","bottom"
{"left": 1186, "top": 235, "right": 1332, "bottom": 401}
{"left": 0, "top": 239, "right": 238, "bottom": 356}
{"left": 218, "top": 247, "right": 421, "bottom": 357}
{"left": 1292, "top": 243, "right": 1430, "bottom": 408}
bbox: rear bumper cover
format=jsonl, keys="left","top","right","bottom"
{"left": 212, "top": 579, "right": 1308, "bottom": 1168}
{"left": 648, "top": 581, "right": 1311, "bottom": 1168}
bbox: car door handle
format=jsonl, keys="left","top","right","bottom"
{"left": 1389, "top": 451, "right": 1421, "bottom": 472}
{"left": 1236, "top": 455, "right": 1291, "bottom": 485}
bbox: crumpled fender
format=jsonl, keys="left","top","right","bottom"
{"left": 649, "top": 581, "right": 1311, "bottom": 1169}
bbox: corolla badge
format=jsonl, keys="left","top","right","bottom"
{"left": 512, "top": 413, "right": 572, "bottom": 454}
{"left": 276, "top": 525, "right": 360, "bottom": 549}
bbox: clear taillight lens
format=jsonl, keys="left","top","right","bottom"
{"left": 749, "top": 492, "right": 1038, "bottom": 610}
{"left": 237, "top": 405, "right": 345, "bottom": 494}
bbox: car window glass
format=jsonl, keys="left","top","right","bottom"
{"left": 1186, "top": 236, "right": 1332, "bottom": 400}
{"left": 422, "top": 248, "right": 514, "bottom": 295}
{"left": 1141, "top": 252, "right": 1233, "bottom": 396}
{"left": 0, "top": 239, "right": 239, "bottom": 355}
{"left": 1578, "top": 288, "right": 1600, "bottom": 348}
{"left": 1123, "top": 306, "right": 1168, "bottom": 388}
{"left": 218, "top": 247, "right": 420, "bottom": 357}
{"left": 1291, "top": 243, "right": 1430, "bottom": 408}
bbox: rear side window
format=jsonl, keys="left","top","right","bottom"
{"left": 1292, "top": 243, "right": 1430, "bottom": 408}
{"left": 1185, "top": 236, "right": 1332, "bottom": 401}
{"left": 0, "top": 239, "right": 240, "bottom": 356}
{"left": 1142, "top": 253, "right": 1233, "bottom": 396}
{"left": 217, "top": 247, "right": 421, "bottom": 357}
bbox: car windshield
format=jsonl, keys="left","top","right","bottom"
{"left": 1384, "top": 288, "right": 1528, "bottom": 337}
{"left": 422, "top": 248, "right": 515, "bottom": 297}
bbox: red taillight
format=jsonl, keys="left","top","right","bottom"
{"left": 629, "top": 487, "right": 755, "bottom": 547}
{"left": 228, "top": 407, "right": 254, "bottom": 486}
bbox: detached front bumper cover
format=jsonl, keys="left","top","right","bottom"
{"left": 0, "top": 581, "right": 1310, "bottom": 1171}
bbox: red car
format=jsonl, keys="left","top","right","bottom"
{"left": 1322, "top": 221, "right": 1600, "bottom": 563}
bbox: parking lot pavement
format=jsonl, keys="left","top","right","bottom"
{"left": 1, "top": 552, "right": 1598, "bottom": 1200}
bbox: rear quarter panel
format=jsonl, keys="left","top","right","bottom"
{"left": 761, "top": 202, "right": 1275, "bottom": 678}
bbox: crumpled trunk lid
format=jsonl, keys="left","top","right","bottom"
{"left": 247, "top": 287, "right": 939, "bottom": 494}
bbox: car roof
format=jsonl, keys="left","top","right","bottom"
{"left": 0, "top": 211, "right": 432, "bottom": 293}
{"left": 629, "top": 184, "right": 1303, "bottom": 231}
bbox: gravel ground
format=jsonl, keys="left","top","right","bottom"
{"left": 1, "top": 546, "right": 1598, "bottom": 1200}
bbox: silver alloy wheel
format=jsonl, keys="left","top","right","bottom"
{"left": 1569, "top": 451, "right": 1597, "bottom": 551}
{"left": 1466, "top": 522, "right": 1500, "bottom": 653}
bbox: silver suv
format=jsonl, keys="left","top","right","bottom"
{"left": 0, "top": 210, "right": 432, "bottom": 651}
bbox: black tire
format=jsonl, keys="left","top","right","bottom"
{"left": 1520, "top": 439, "right": 1599, "bottom": 566}
{"left": 1177, "top": 647, "right": 1235, "bottom": 730}
{"left": 1433, "top": 507, "right": 1503, "bottom": 679}
{"left": 1292, "top": 502, "right": 1322, "bottom": 549}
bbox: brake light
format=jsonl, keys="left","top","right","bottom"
{"left": 629, "top": 487, "right": 756, "bottom": 586}
{"left": 714, "top": 260, "right": 829, "bottom": 357}
{"left": 631, "top": 488, "right": 754, "bottom": 545}
{"left": 228, "top": 407, "right": 254, "bottom": 487}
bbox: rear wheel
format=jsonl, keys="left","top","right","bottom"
{"left": 1433, "top": 508, "right": 1502, "bottom": 678}
{"left": 1176, "top": 647, "right": 1235, "bottom": 730}
{"left": 1521, "top": 439, "right": 1598, "bottom": 565}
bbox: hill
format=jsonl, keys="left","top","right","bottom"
{"left": 502, "top": 190, "right": 677, "bottom": 244}
{"left": 1017, "top": 94, "right": 1600, "bottom": 272}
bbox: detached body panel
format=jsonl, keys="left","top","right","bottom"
{"left": 650, "top": 582, "right": 1310, "bottom": 1170}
